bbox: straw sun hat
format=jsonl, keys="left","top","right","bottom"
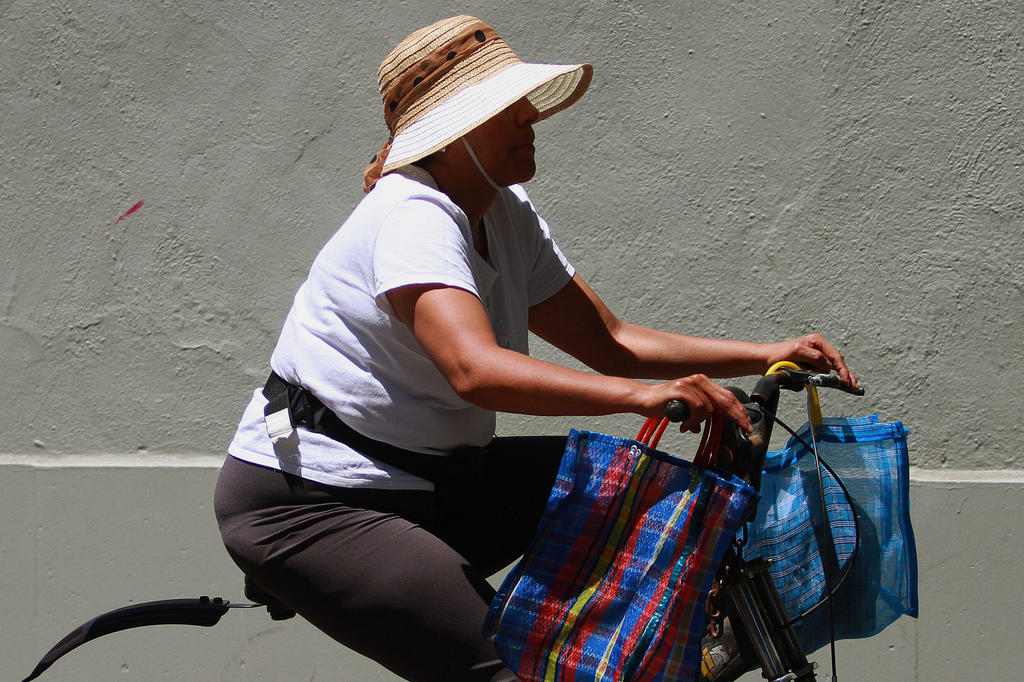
{"left": 363, "top": 15, "right": 593, "bottom": 192}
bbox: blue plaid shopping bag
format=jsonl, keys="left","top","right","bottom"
{"left": 484, "top": 428, "right": 758, "bottom": 681}
{"left": 743, "top": 415, "right": 918, "bottom": 653}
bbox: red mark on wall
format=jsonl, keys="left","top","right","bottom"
{"left": 110, "top": 201, "right": 144, "bottom": 228}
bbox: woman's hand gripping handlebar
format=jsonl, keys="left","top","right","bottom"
{"left": 654, "top": 374, "right": 753, "bottom": 435}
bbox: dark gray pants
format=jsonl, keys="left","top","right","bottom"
{"left": 213, "top": 436, "right": 566, "bottom": 682}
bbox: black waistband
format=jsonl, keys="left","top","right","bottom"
{"left": 262, "top": 372, "right": 444, "bottom": 483}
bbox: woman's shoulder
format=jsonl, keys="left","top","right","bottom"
{"left": 373, "top": 171, "right": 453, "bottom": 207}
{"left": 499, "top": 183, "right": 534, "bottom": 209}
{"left": 362, "top": 173, "right": 466, "bottom": 230}
{"left": 489, "top": 184, "right": 547, "bottom": 238}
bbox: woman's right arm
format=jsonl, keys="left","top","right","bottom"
{"left": 385, "top": 282, "right": 752, "bottom": 433}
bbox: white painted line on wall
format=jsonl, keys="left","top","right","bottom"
{"left": 0, "top": 454, "right": 227, "bottom": 468}
{"left": 3, "top": 456, "right": 1024, "bottom": 483}
{"left": 909, "top": 467, "right": 1024, "bottom": 483}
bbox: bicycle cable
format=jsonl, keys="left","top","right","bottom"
{"left": 804, "top": 390, "right": 839, "bottom": 682}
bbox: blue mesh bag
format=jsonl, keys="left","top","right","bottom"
{"left": 743, "top": 414, "right": 917, "bottom": 653}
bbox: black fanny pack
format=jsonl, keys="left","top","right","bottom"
{"left": 261, "top": 372, "right": 444, "bottom": 483}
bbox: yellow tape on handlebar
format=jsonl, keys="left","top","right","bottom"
{"left": 766, "top": 360, "right": 804, "bottom": 374}
{"left": 766, "top": 361, "right": 823, "bottom": 427}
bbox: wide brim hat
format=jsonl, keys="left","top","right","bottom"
{"left": 364, "top": 15, "right": 592, "bottom": 191}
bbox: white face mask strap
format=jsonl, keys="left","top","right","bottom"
{"left": 461, "top": 137, "right": 502, "bottom": 191}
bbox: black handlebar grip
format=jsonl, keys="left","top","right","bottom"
{"left": 664, "top": 400, "right": 690, "bottom": 423}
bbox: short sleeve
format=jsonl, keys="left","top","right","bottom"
{"left": 505, "top": 186, "right": 575, "bottom": 306}
{"left": 372, "top": 197, "right": 479, "bottom": 311}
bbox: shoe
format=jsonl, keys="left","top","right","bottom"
{"left": 699, "top": 618, "right": 756, "bottom": 682}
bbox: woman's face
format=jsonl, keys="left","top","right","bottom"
{"left": 463, "top": 97, "right": 540, "bottom": 186}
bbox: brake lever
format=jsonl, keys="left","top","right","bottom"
{"left": 807, "top": 371, "right": 866, "bottom": 396}
{"left": 771, "top": 368, "right": 865, "bottom": 397}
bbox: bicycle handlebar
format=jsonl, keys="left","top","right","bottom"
{"left": 750, "top": 367, "right": 863, "bottom": 405}
{"left": 663, "top": 369, "right": 863, "bottom": 487}
{"left": 664, "top": 369, "right": 862, "bottom": 423}
{"left": 664, "top": 399, "right": 690, "bottom": 423}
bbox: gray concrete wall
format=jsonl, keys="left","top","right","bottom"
{"left": 2, "top": 1, "right": 1021, "bottom": 680}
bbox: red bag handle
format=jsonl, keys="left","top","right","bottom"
{"left": 637, "top": 409, "right": 724, "bottom": 467}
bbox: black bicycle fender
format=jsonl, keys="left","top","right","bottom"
{"left": 22, "top": 597, "right": 231, "bottom": 682}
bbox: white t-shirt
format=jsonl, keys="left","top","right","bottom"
{"left": 228, "top": 170, "right": 575, "bottom": 489}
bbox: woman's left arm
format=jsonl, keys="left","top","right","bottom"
{"left": 529, "top": 274, "right": 858, "bottom": 389}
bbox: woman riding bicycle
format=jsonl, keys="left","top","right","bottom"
{"left": 214, "top": 15, "right": 857, "bottom": 682}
